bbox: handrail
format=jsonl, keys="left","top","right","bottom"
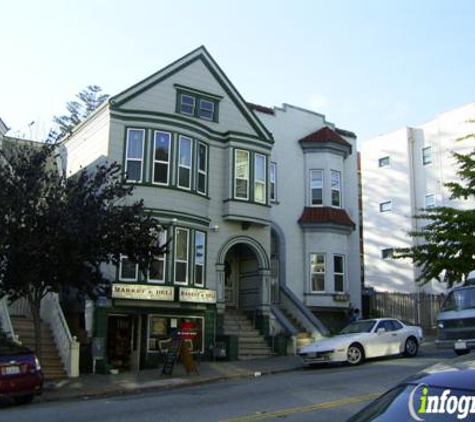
{"left": 41, "top": 293, "right": 80, "bottom": 377}
{"left": 0, "top": 297, "right": 16, "bottom": 341}
{"left": 280, "top": 285, "right": 330, "bottom": 337}
{"left": 270, "top": 305, "right": 299, "bottom": 336}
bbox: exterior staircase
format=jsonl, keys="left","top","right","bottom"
{"left": 11, "top": 316, "right": 67, "bottom": 380}
{"left": 223, "top": 309, "right": 274, "bottom": 360}
{"left": 279, "top": 308, "right": 314, "bottom": 350}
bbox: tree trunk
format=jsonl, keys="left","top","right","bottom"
{"left": 27, "top": 294, "right": 42, "bottom": 363}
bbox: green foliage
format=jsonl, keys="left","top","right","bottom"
{"left": 47, "top": 85, "right": 109, "bottom": 143}
{"left": 393, "top": 126, "right": 475, "bottom": 287}
{"left": 0, "top": 144, "right": 166, "bottom": 303}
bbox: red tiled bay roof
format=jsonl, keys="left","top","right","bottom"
{"left": 298, "top": 207, "right": 355, "bottom": 228}
{"left": 299, "top": 126, "right": 352, "bottom": 149}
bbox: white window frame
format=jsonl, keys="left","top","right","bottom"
{"left": 198, "top": 99, "right": 215, "bottom": 120}
{"left": 331, "top": 170, "right": 342, "bottom": 208}
{"left": 152, "top": 131, "right": 171, "bottom": 186}
{"left": 310, "top": 169, "right": 324, "bottom": 206}
{"left": 197, "top": 142, "right": 208, "bottom": 195}
{"left": 270, "top": 162, "right": 277, "bottom": 202}
{"left": 234, "top": 149, "right": 250, "bottom": 200}
{"left": 424, "top": 193, "right": 436, "bottom": 209}
{"left": 310, "top": 253, "right": 326, "bottom": 293}
{"left": 333, "top": 254, "right": 345, "bottom": 293}
{"left": 380, "top": 201, "right": 392, "bottom": 212}
{"left": 254, "top": 153, "right": 267, "bottom": 204}
{"left": 119, "top": 255, "right": 138, "bottom": 282}
{"left": 422, "top": 146, "right": 432, "bottom": 165}
{"left": 178, "top": 135, "right": 193, "bottom": 190}
{"left": 125, "top": 128, "right": 145, "bottom": 183}
{"left": 174, "top": 227, "right": 189, "bottom": 285}
{"left": 148, "top": 230, "right": 167, "bottom": 284}
{"left": 378, "top": 156, "right": 390, "bottom": 167}
{"left": 180, "top": 94, "right": 195, "bottom": 116}
{"left": 194, "top": 231, "right": 206, "bottom": 287}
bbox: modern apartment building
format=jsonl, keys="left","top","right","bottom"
{"left": 362, "top": 101, "right": 475, "bottom": 294}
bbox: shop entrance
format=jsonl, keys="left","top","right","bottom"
{"left": 107, "top": 314, "right": 140, "bottom": 371}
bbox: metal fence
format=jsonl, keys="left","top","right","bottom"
{"left": 367, "top": 291, "right": 445, "bottom": 334}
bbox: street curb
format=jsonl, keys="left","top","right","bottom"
{"left": 39, "top": 365, "right": 305, "bottom": 404}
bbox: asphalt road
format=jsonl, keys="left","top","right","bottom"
{"left": 0, "top": 348, "right": 454, "bottom": 422}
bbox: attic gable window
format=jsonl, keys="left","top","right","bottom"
{"left": 175, "top": 85, "right": 220, "bottom": 122}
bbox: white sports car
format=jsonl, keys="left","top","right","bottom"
{"left": 298, "top": 318, "right": 424, "bottom": 366}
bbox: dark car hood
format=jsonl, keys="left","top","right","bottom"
{"left": 405, "top": 355, "right": 475, "bottom": 391}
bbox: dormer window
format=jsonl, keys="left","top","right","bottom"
{"left": 175, "top": 85, "right": 221, "bottom": 122}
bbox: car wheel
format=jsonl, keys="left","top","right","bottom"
{"left": 347, "top": 344, "right": 365, "bottom": 365}
{"left": 13, "top": 395, "right": 34, "bottom": 405}
{"left": 455, "top": 349, "right": 470, "bottom": 356}
{"left": 403, "top": 337, "right": 418, "bottom": 357}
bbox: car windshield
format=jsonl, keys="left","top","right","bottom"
{"left": 340, "top": 320, "right": 376, "bottom": 334}
{"left": 441, "top": 287, "right": 475, "bottom": 312}
{"left": 348, "top": 384, "right": 475, "bottom": 421}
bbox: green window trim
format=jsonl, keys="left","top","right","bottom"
{"left": 232, "top": 148, "right": 269, "bottom": 205}
{"left": 176, "top": 89, "right": 220, "bottom": 123}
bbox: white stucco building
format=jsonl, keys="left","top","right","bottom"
{"left": 362, "top": 101, "right": 475, "bottom": 294}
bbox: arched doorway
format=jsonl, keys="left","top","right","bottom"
{"left": 224, "top": 244, "right": 259, "bottom": 310}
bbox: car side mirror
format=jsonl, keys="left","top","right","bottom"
{"left": 377, "top": 328, "right": 386, "bottom": 334}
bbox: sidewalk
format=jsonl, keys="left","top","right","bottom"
{"left": 41, "top": 355, "right": 304, "bottom": 403}
{"left": 41, "top": 338, "right": 440, "bottom": 403}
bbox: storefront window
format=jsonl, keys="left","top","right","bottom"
{"left": 147, "top": 315, "right": 203, "bottom": 354}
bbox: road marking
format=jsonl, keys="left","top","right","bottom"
{"left": 220, "top": 393, "right": 381, "bottom": 422}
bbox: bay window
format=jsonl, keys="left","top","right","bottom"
{"left": 149, "top": 230, "right": 167, "bottom": 283}
{"left": 174, "top": 228, "right": 189, "bottom": 284}
{"left": 334, "top": 255, "right": 345, "bottom": 292}
{"left": 119, "top": 255, "right": 138, "bottom": 281}
{"left": 310, "top": 170, "right": 323, "bottom": 206}
{"left": 331, "top": 170, "right": 341, "bottom": 207}
{"left": 310, "top": 253, "right": 325, "bottom": 292}
{"left": 254, "top": 154, "right": 266, "bottom": 203}
{"left": 197, "top": 142, "right": 207, "bottom": 195}
{"left": 178, "top": 136, "right": 192, "bottom": 190}
{"left": 270, "top": 162, "right": 277, "bottom": 202}
{"left": 194, "top": 231, "right": 206, "bottom": 287}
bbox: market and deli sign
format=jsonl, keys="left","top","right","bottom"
{"left": 179, "top": 287, "right": 217, "bottom": 304}
{"left": 112, "top": 284, "right": 174, "bottom": 301}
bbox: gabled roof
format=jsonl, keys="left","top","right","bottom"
{"left": 0, "top": 117, "right": 8, "bottom": 137}
{"left": 298, "top": 207, "right": 355, "bottom": 230}
{"left": 110, "top": 46, "right": 273, "bottom": 142}
{"left": 299, "top": 126, "right": 351, "bottom": 148}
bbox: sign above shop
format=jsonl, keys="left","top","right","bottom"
{"left": 112, "top": 284, "right": 174, "bottom": 301}
{"left": 179, "top": 287, "right": 217, "bottom": 304}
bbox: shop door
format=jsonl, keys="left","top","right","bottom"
{"left": 130, "top": 315, "right": 141, "bottom": 372}
{"left": 107, "top": 315, "right": 132, "bottom": 370}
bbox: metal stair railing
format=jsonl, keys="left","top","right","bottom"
{"left": 0, "top": 297, "right": 19, "bottom": 342}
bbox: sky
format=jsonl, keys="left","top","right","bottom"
{"left": 2, "top": 0, "right": 475, "bottom": 145}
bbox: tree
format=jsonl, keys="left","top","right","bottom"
{"left": 47, "top": 85, "right": 109, "bottom": 143}
{"left": 0, "top": 144, "right": 165, "bottom": 360}
{"left": 394, "top": 127, "right": 475, "bottom": 287}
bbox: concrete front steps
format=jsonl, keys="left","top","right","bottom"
{"left": 11, "top": 317, "right": 67, "bottom": 380}
{"left": 223, "top": 309, "right": 274, "bottom": 360}
{"left": 279, "top": 307, "right": 314, "bottom": 350}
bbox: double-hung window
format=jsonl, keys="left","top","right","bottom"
{"left": 153, "top": 131, "right": 171, "bottom": 185}
{"left": 310, "top": 170, "right": 323, "bottom": 206}
{"left": 198, "top": 99, "right": 215, "bottom": 120}
{"left": 174, "top": 228, "right": 189, "bottom": 285}
{"left": 194, "top": 231, "right": 205, "bottom": 287}
{"left": 310, "top": 253, "right": 325, "bottom": 292}
{"left": 197, "top": 142, "right": 207, "bottom": 195}
{"left": 424, "top": 193, "right": 436, "bottom": 209}
{"left": 149, "top": 230, "right": 167, "bottom": 283}
{"left": 254, "top": 154, "right": 266, "bottom": 204}
{"left": 119, "top": 255, "right": 138, "bottom": 281}
{"left": 235, "top": 150, "right": 250, "bottom": 200}
{"left": 334, "top": 255, "right": 345, "bottom": 292}
{"left": 125, "top": 129, "right": 145, "bottom": 182}
{"left": 178, "top": 136, "right": 192, "bottom": 190}
{"left": 378, "top": 156, "right": 390, "bottom": 167}
{"left": 270, "top": 162, "right": 277, "bottom": 202}
{"left": 179, "top": 94, "right": 195, "bottom": 116}
{"left": 331, "top": 170, "right": 341, "bottom": 207}
{"left": 422, "top": 146, "right": 432, "bottom": 165}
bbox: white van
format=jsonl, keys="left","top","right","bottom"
{"left": 436, "top": 281, "right": 475, "bottom": 355}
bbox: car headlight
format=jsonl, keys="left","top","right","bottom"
{"left": 34, "top": 356, "right": 41, "bottom": 371}
{"left": 438, "top": 322, "right": 444, "bottom": 329}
